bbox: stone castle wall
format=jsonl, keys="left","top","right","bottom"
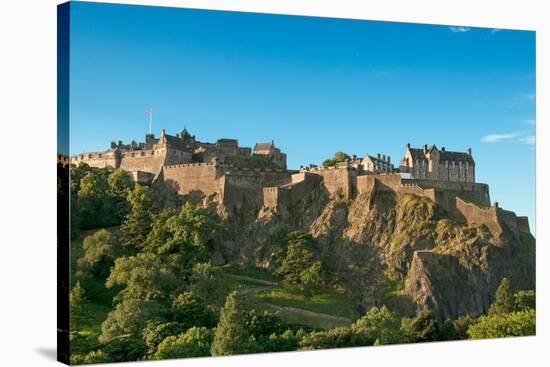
{"left": 119, "top": 149, "right": 167, "bottom": 174}
{"left": 303, "top": 166, "right": 357, "bottom": 199}
{"left": 263, "top": 172, "right": 322, "bottom": 209}
{"left": 162, "top": 162, "right": 225, "bottom": 197}
{"left": 71, "top": 151, "right": 119, "bottom": 169}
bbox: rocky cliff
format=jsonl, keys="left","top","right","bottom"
{"left": 217, "top": 182, "right": 535, "bottom": 321}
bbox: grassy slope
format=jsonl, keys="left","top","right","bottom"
{"left": 256, "top": 284, "right": 358, "bottom": 320}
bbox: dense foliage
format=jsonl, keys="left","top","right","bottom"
{"left": 322, "top": 151, "right": 351, "bottom": 168}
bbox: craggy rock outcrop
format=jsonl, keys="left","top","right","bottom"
{"left": 215, "top": 181, "right": 535, "bottom": 321}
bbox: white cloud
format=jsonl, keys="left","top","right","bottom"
{"left": 449, "top": 26, "right": 471, "bottom": 33}
{"left": 519, "top": 135, "right": 536, "bottom": 145}
{"left": 522, "top": 118, "right": 536, "bottom": 125}
{"left": 481, "top": 132, "right": 536, "bottom": 145}
{"left": 490, "top": 28, "right": 503, "bottom": 34}
{"left": 481, "top": 133, "right": 519, "bottom": 143}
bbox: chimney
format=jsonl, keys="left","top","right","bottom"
{"left": 382, "top": 154, "right": 386, "bottom": 161}
{"left": 377, "top": 153, "right": 381, "bottom": 159}
{"left": 388, "top": 156, "right": 391, "bottom": 163}
{"left": 423, "top": 144, "right": 428, "bottom": 154}
{"left": 441, "top": 147, "right": 445, "bottom": 151}
{"left": 467, "top": 148, "right": 472, "bottom": 156}
{"left": 406, "top": 143, "right": 411, "bottom": 149}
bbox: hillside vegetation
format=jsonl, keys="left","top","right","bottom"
{"left": 67, "top": 163, "right": 535, "bottom": 364}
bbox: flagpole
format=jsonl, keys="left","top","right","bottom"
{"left": 148, "top": 108, "right": 153, "bottom": 135}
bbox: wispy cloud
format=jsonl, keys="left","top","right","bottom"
{"left": 481, "top": 132, "right": 535, "bottom": 145}
{"left": 449, "top": 26, "right": 471, "bottom": 33}
{"left": 522, "top": 118, "right": 536, "bottom": 125}
{"left": 519, "top": 135, "right": 535, "bottom": 145}
{"left": 481, "top": 133, "right": 519, "bottom": 143}
{"left": 490, "top": 28, "right": 503, "bottom": 34}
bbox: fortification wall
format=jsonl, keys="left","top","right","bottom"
{"left": 403, "top": 179, "right": 490, "bottom": 207}
{"left": 71, "top": 152, "right": 118, "bottom": 169}
{"left": 496, "top": 208, "right": 524, "bottom": 234}
{"left": 356, "top": 175, "right": 376, "bottom": 196}
{"left": 517, "top": 217, "right": 531, "bottom": 234}
{"left": 119, "top": 149, "right": 166, "bottom": 174}
{"left": 161, "top": 162, "right": 223, "bottom": 196}
{"left": 263, "top": 173, "right": 322, "bottom": 209}
{"left": 305, "top": 166, "right": 355, "bottom": 199}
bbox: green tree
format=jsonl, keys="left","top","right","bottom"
{"left": 106, "top": 253, "right": 179, "bottom": 302}
{"left": 514, "top": 290, "right": 535, "bottom": 311}
{"left": 453, "top": 315, "right": 475, "bottom": 340}
{"left": 189, "top": 263, "right": 227, "bottom": 306}
{"left": 101, "top": 334, "right": 147, "bottom": 363}
{"left": 155, "top": 327, "right": 214, "bottom": 360}
{"left": 467, "top": 309, "right": 536, "bottom": 339}
{"left": 300, "top": 261, "right": 326, "bottom": 297}
{"left": 299, "top": 327, "right": 359, "bottom": 350}
{"left": 107, "top": 168, "right": 135, "bottom": 221}
{"left": 400, "top": 309, "right": 439, "bottom": 343}
{"left": 121, "top": 184, "right": 154, "bottom": 249}
{"left": 275, "top": 231, "right": 315, "bottom": 284}
{"left": 99, "top": 299, "right": 166, "bottom": 344}
{"left": 171, "top": 291, "right": 218, "bottom": 329}
{"left": 489, "top": 278, "right": 515, "bottom": 316}
{"left": 77, "top": 229, "right": 123, "bottom": 278}
{"left": 69, "top": 281, "right": 92, "bottom": 334}
{"left": 244, "top": 310, "right": 286, "bottom": 340}
{"left": 142, "top": 321, "right": 187, "bottom": 355}
{"left": 211, "top": 292, "right": 252, "bottom": 356}
{"left": 77, "top": 171, "right": 108, "bottom": 229}
{"left": 145, "top": 203, "right": 225, "bottom": 275}
{"left": 260, "top": 329, "right": 304, "bottom": 353}
{"left": 322, "top": 151, "right": 351, "bottom": 168}
{"left": 352, "top": 306, "right": 403, "bottom": 345}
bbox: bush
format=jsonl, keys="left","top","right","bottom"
{"left": 468, "top": 309, "right": 535, "bottom": 339}
{"left": 154, "top": 327, "right": 214, "bottom": 360}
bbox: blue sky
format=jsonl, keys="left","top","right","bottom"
{"left": 68, "top": 1, "right": 536, "bottom": 231}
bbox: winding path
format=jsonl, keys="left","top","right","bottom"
{"left": 225, "top": 273, "right": 352, "bottom": 324}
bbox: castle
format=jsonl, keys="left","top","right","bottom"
{"left": 72, "top": 129, "right": 531, "bottom": 236}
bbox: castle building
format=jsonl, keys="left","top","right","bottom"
{"left": 71, "top": 128, "right": 287, "bottom": 178}
{"left": 253, "top": 141, "right": 287, "bottom": 170}
{"left": 399, "top": 144, "right": 475, "bottom": 183}
{"left": 361, "top": 153, "right": 394, "bottom": 173}
{"left": 70, "top": 131, "right": 529, "bottom": 236}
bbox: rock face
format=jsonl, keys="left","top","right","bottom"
{"left": 219, "top": 182, "right": 535, "bottom": 321}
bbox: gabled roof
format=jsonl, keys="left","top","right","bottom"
{"left": 440, "top": 150, "right": 474, "bottom": 163}
{"left": 254, "top": 142, "right": 274, "bottom": 152}
{"left": 408, "top": 148, "right": 427, "bottom": 161}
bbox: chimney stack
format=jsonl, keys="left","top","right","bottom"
{"left": 442, "top": 147, "right": 445, "bottom": 151}
{"left": 467, "top": 148, "right": 472, "bottom": 156}
{"left": 423, "top": 144, "right": 428, "bottom": 154}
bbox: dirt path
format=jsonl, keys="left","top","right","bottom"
{"left": 227, "top": 273, "right": 352, "bottom": 323}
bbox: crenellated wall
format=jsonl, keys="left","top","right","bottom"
{"left": 161, "top": 162, "right": 224, "bottom": 197}
{"left": 119, "top": 149, "right": 167, "bottom": 174}
{"left": 71, "top": 151, "right": 119, "bottom": 169}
